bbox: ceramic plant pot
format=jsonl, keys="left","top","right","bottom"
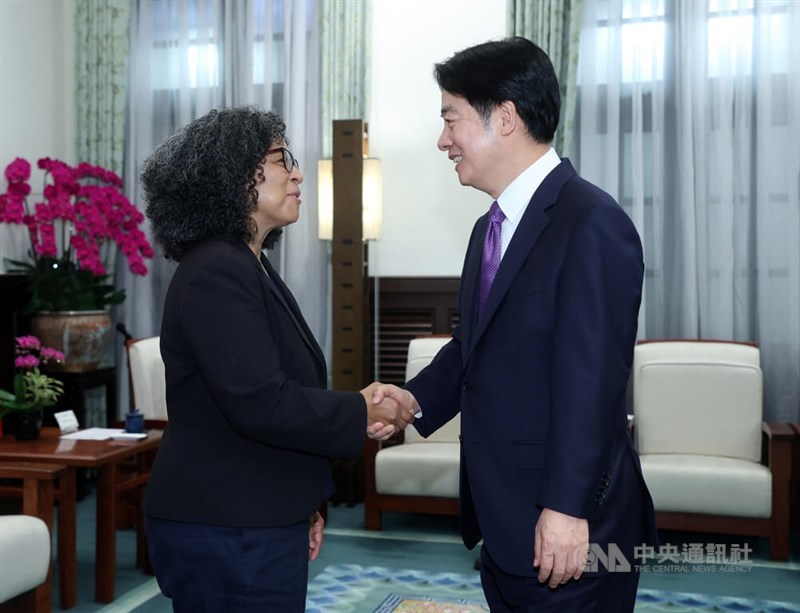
{"left": 31, "top": 310, "right": 112, "bottom": 372}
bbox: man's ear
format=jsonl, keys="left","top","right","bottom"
{"left": 497, "top": 100, "right": 518, "bottom": 136}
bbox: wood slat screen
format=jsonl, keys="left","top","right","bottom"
{"left": 368, "top": 277, "right": 460, "bottom": 386}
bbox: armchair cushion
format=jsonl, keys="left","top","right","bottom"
{"left": 375, "top": 442, "right": 460, "bottom": 498}
{"left": 634, "top": 341, "right": 762, "bottom": 461}
{"left": 403, "top": 336, "right": 459, "bottom": 444}
{"left": 640, "top": 454, "right": 771, "bottom": 518}
{"left": 0, "top": 515, "right": 50, "bottom": 604}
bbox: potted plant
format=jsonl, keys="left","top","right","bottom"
{"left": 0, "top": 336, "right": 65, "bottom": 440}
{"left": 0, "top": 157, "right": 154, "bottom": 371}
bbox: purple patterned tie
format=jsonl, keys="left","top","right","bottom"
{"left": 479, "top": 201, "right": 505, "bottom": 314}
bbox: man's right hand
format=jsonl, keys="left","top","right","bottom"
{"left": 360, "top": 382, "right": 415, "bottom": 438}
{"left": 372, "top": 384, "right": 420, "bottom": 418}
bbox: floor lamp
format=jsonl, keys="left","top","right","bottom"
{"left": 318, "top": 119, "right": 382, "bottom": 391}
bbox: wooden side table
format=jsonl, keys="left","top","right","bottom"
{"left": 42, "top": 367, "right": 117, "bottom": 428}
{"left": 0, "top": 428, "right": 163, "bottom": 604}
{"left": 0, "top": 461, "right": 76, "bottom": 610}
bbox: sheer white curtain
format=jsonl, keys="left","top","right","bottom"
{"left": 507, "top": 0, "right": 584, "bottom": 157}
{"left": 575, "top": 0, "right": 800, "bottom": 422}
{"left": 117, "top": 0, "right": 323, "bottom": 415}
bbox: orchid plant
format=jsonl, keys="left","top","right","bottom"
{"left": 0, "top": 157, "right": 154, "bottom": 311}
{"left": 0, "top": 336, "right": 64, "bottom": 414}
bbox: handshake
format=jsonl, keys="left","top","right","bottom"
{"left": 359, "top": 382, "right": 420, "bottom": 441}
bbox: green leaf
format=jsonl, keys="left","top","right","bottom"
{"left": 0, "top": 389, "right": 18, "bottom": 402}
{"left": 16, "top": 256, "right": 125, "bottom": 311}
{"left": 13, "top": 374, "right": 25, "bottom": 398}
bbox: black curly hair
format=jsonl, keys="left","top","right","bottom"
{"left": 141, "top": 106, "right": 287, "bottom": 261}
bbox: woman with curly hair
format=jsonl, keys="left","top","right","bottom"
{"left": 139, "top": 106, "right": 410, "bottom": 611}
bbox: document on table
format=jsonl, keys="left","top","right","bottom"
{"left": 60, "top": 427, "right": 147, "bottom": 441}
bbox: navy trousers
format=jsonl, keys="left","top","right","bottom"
{"left": 145, "top": 516, "right": 309, "bottom": 612}
{"left": 479, "top": 544, "right": 640, "bottom": 612}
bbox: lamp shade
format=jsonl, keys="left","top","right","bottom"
{"left": 317, "top": 159, "right": 333, "bottom": 240}
{"left": 317, "top": 158, "right": 382, "bottom": 241}
{"left": 362, "top": 158, "right": 382, "bottom": 240}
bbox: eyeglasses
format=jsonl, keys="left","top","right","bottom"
{"left": 266, "top": 147, "right": 300, "bottom": 173}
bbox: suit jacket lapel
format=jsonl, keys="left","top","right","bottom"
{"left": 259, "top": 254, "right": 328, "bottom": 381}
{"left": 460, "top": 219, "right": 485, "bottom": 359}
{"left": 465, "top": 159, "right": 577, "bottom": 359}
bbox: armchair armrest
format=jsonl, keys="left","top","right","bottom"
{"left": 762, "top": 421, "right": 794, "bottom": 439}
{"left": 761, "top": 422, "right": 793, "bottom": 472}
{"left": 363, "top": 438, "right": 380, "bottom": 500}
{"left": 761, "top": 422, "right": 793, "bottom": 549}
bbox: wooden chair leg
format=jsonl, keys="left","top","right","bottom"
{"left": 0, "top": 589, "right": 48, "bottom": 613}
{"left": 364, "top": 499, "right": 382, "bottom": 531}
{"left": 363, "top": 439, "right": 382, "bottom": 531}
{"left": 133, "top": 493, "right": 154, "bottom": 575}
{"left": 790, "top": 423, "right": 800, "bottom": 529}
{"left": 22, "top": 479, "right": 53, "bottom": 613}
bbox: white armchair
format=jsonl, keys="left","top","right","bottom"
{"left": 118, "top": 335, "right": 166, "bottom": 573}
{"left": 364, "top": 336, "right": 459, "bottom": 530}
{"left": 633, "top": 340, "right": 793, "bottom": 560}
{"left": 0, "top": 515, "right": 51, "bottom": 612}
{"left": 126, "top": 336, "right": 167, "bottom": 422}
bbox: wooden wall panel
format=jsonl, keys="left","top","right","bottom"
{"left": 331, "top": 120, "right": 368, "bottom": 391}
{"left": 368, "top": 277, "right": 460, "bottom": 385}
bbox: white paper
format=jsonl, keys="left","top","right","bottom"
{"left": 110, "top": 432, "right": 147, "bottom": 441}
{"left": 60, "top": 427, "right": 128, "bottom": 440}
{"left": 54, "top": 410, "right": 80, "bottom": 434}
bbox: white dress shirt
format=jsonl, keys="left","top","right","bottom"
{"left": 412, "top": 148, "right": 561, "bottom": 420}
{"left": 494, "top": 147, "right": 561, "bottom": 259}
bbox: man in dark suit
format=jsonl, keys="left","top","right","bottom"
{"left": 374, "top": 38, "right": 657, "bottom": 611}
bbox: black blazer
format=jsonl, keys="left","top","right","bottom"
{"left": 143, "top": 237, "right": 366, "bottom": 527}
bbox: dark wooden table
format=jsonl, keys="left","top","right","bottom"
{"left": 0, "top": 428, "right": 162, "bottom": 604}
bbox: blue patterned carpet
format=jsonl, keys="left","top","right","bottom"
{"left": 306, "top": 564, "right": 800, "bottom": 613}
{"left": 50, "top": 497, "right": 799, "bottom": 612}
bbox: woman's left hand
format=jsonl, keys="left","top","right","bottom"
{"left": 309, "top": 511, "right": 325, "bottom": 561}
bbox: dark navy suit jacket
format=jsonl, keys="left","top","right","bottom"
{"left": 406, "top": 159, "right": 657, "bottom": 577}
{"left": 143, "top": 237, "right": 366, "bottom": 527}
